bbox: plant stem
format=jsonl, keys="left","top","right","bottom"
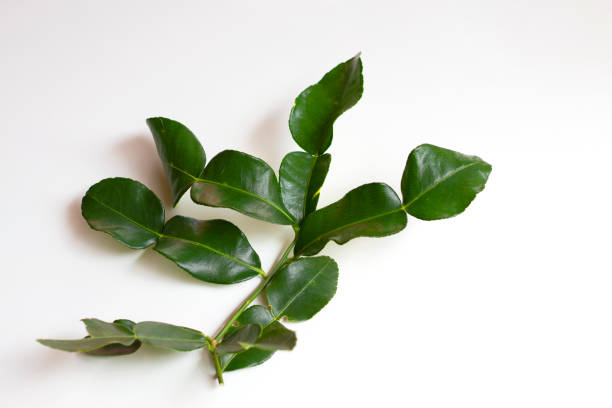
{"left": 212, "top": 351, "right": 224, "bottom": 385}
{"left": 206, "top": 236, "right": 297, "bottom": 384}
{"left": 214, "top": 237, "right": 296, "bottom": 342}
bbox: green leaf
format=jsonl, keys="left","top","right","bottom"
{"left": 133, "top": 321, "right": 207, "bottom": 351}
{"left": 401, "top": 144, "right": 492, "bottom": 220}
{"left": 38, "top": 319, "right": 136, "bottom": 353}
{"left": 289, "top": 54, "right": 363, "bottom": 154}
{"left": 147, "top": 117, "right": 206, "bottom": 206}
{"left": 279, "top": 152, "right": 331, "bottom": 223}
{"left": 113, "top": 319, "right": 137, "bottom": 332}
{"left": 266, "top": 256, "right": 338, "bottom": 322}
{"left": 83, "top": 318, "right": 133, "bottom": 337}
{"left": 191, "top": 150, "right": 295, "bottom": 225}
{"left": 154, "top": 215, "right": 263, "bottom": 284}
{"left": 216, "top": 324, "right": 261, "bottom": 354}
{"left": 220, "top": 306, "right": 276, "bottom": 372}
{"left": 81, "top": 178, "right": 164, "bottom": 249}
{"left": 253, "top": 322, "right": 296, "bottom": 351}
{"left": 37, "top": 337, "right": 137, "bottom": 353}
{"left": 295, "top": 183, "right": 407, "bottom": 256}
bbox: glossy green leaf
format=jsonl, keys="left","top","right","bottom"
{"left": 253, "top": 322, "right": 296, "bottom": 351}
{"left": 191, "top": 150, "right": 295, "bottom": 225}
{"left": 154, "top": 216, "right": 263, "bottom": 284}
{"left": 83, "top": 318, "right": 133, "bottom": 337}
{"left": 295, "top": 183, "right": 407, "bottom": 256}
{"left": 266, "top": 256, "right": 338, "bottom": 322}
{"left": 216, "top": 324, "right": 261, "bottom": 354}
{"left": 220, "top": 305, "right": 276, "bottom": 372}
{"left": 133, "top": 321, "right": 207, "bottom": 351}
{"left": 81, "top": 177, "right": 164, "bottom": 249}
{"left": 113, "top": 319, "right": 136, "bottom": 332}
{"left": 279, "top": 152, "right": 331, "bottom": 223}
{"left": 289, "top": 54, "right": 363, "bottom": 154}
{"left": 401, "top": 144, "right": 492, "bottom": 220}
{"left": 147, "top": 117, "right": 206, "bottom": 206}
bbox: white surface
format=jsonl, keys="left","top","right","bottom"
{"left": 1, "top": 1, "right": 611, "bottom": 406}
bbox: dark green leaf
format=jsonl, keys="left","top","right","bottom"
{"left": 289, "top": 54, "right": 363, "bottom": 154}
{"left": 191, "top": 150, "right": 295, "bottom": 225}
{"left": 154, "top": 215, "right": 263, "bottom": 284}
{"left": 85, "top": 340, "right": 142, "bottom": 356}
{"left": 133, "top": 321, "right": 207, "bottom": 351}
{"left": 401, "top": 144, "right": 492, "bottom": 220}
{"left": 279, "top": 152, "right": 331, "bottom": 223}
{"left": 81, "top": 178, "right": 164, "bottom": 249}
{"left": 254, "top": 322, "right": 296, "bottom": 351}
{"left": 216, "top": 324, "right": 261, "bottom": 354}
{"left": 113, "top": 319, "right": 136, "bottom": 332}
{"left": 266, "top": 256, "right": 338, "bottom": 322}
{"left": 147, "top": 117, "right": 206, "bottom": 206}
{"left": 295, "top": 183, "right": 407, "bottom": 256}
{"left": 37, "top": 337, "right": 137, "bottom": 353}
{"left": 220, "top": 306, "right": 276, "bottom": 372}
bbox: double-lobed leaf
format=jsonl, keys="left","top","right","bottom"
{"left": 154, "top": 216, "right": 263, "bottom": 284}
{"left": 279, "top": 152, "right": 331, "bottom": 224}
{"left": 216, "top": 320, "right": 296, "bottom": 355}
{"left": 289, "top": 54, "right": 363, "bottom": 154}
{"left": 191, "top": 150, "right": 295, "bottom": 225}
{"left": 267, "top": 257, "right": 338, "bottom": 321}
{"left": 147, "top": 117, "right": 206, "bottom": 206}
{"left": 81, "top": 178, "right": 263, "bottom": 285}
{"left": 295, "top": 183, "right": 407, "bottom": 256}
{"left": 38, "top": 319, "right": 207, "bottom": 354}
{"left": 81, "top": 177, "right": 164, "bottom": 249}
{"left": 401, "top": 144, "right": 492, "bottom": 220}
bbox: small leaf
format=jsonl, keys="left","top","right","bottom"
{"left": 216, "top": 324, "right": 261, "bottom": 354}
{"left": 254, "top": 322, "right": 296, "bottom": 351}
{"left": 154, "top": 216, "right": 263, "bottom": 284}
{"left": 81, "top": 178, "right": 164, "bottom": 249}
{"left": 295, "top": 183, "right": 407, "bottom": 256}
{"left": 191, "top": 150, "right": 295, "bottom": 225}
{"left": 266, "top": 256, "right": 338, "bottom": 322}
{"left": 220, "top": 306, "right": 276, "bottom": 372}
{"left": 289, "top": 54, "right": 363, "bottom": 154}
{"left": 147, "top": 117, "right": 206, "bottom": 206}
{"left": 279, "top": 152, "right": 331, "bottom": 223}
{"left": 85, "top": 340, "right": 142, "bottom": 356}
{"left": 401, "top": 144, "right": 492, "bottom": 220}
{"left": 82, "top": 318, "right": 132, "bottom": 337}
{"left": 133, "top": 321, "right": 207, "bottom": 351}
{"left": 38, "top": 337, "right": 137, "bottom": 353}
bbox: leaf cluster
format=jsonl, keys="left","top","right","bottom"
{"left": 39, "top": 54, "right": 492, "bottom": 384}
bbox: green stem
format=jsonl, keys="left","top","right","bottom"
{"left": 214, "top": 237, "right": 296, "bottom": 342}
{"left": 212, "top": 351, "right": 224, "bottom": 385}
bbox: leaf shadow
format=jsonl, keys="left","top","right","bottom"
{"left": 110, "top": 134, "right": 173, "bottom": 208}
{"left": 244, "top": 107, "right": 292, "bottom": 170}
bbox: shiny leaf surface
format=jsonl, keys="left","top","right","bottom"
{"left": 253, "top": 322, "right": 296, "bottom": 351}
{"left": 267, "top": 256, "right": 338, "bottom": 321}
{"left": 289, "top": 54, "right": 363, "bottom": 154}
{"left": 220, "top": 306, "right": 276, "bottom": 372}
{"left": 83, "top": 318, "right": 133, "bottom": 337}
{"left": 154, "top": 215, "right": 263, "bottom": 284}
{"left": 191, "top": 150, "right": 295, "bottom": 225}
{"left": 38, "top": 319, "right": 136, "bottom": 353}
{"left": 295, "top": 183, "right": 407, "bottom": 256}
{"left": 133, "top": 321, "right": 207, "bottom": 351}
{"left": 81, "top": 177, "right": 164, "bottom": 249}
{"left": 279, "top": 152, "right": 331, "bottom": 223}
{"left": 147, "top": 117, "right": 206, "bottom": 206}
{"left": 401, "top": 144, "right": 492, "bottom": 220}
{"left": 85, "top": 340, "right": 142, "bottom": 356}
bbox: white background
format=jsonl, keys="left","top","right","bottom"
{"left": 1, "top": 1, "right": 611, "bottom": 406}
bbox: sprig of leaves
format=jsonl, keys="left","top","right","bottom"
{"left": 39, "top": 54, "right": 492, "bottom": 385}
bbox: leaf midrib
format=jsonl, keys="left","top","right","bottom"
{"left": 88, "top": 195, "right": 162, "bottom": 237}
{"left": 403, "top": 162, "right": 482, "bottom": 209}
